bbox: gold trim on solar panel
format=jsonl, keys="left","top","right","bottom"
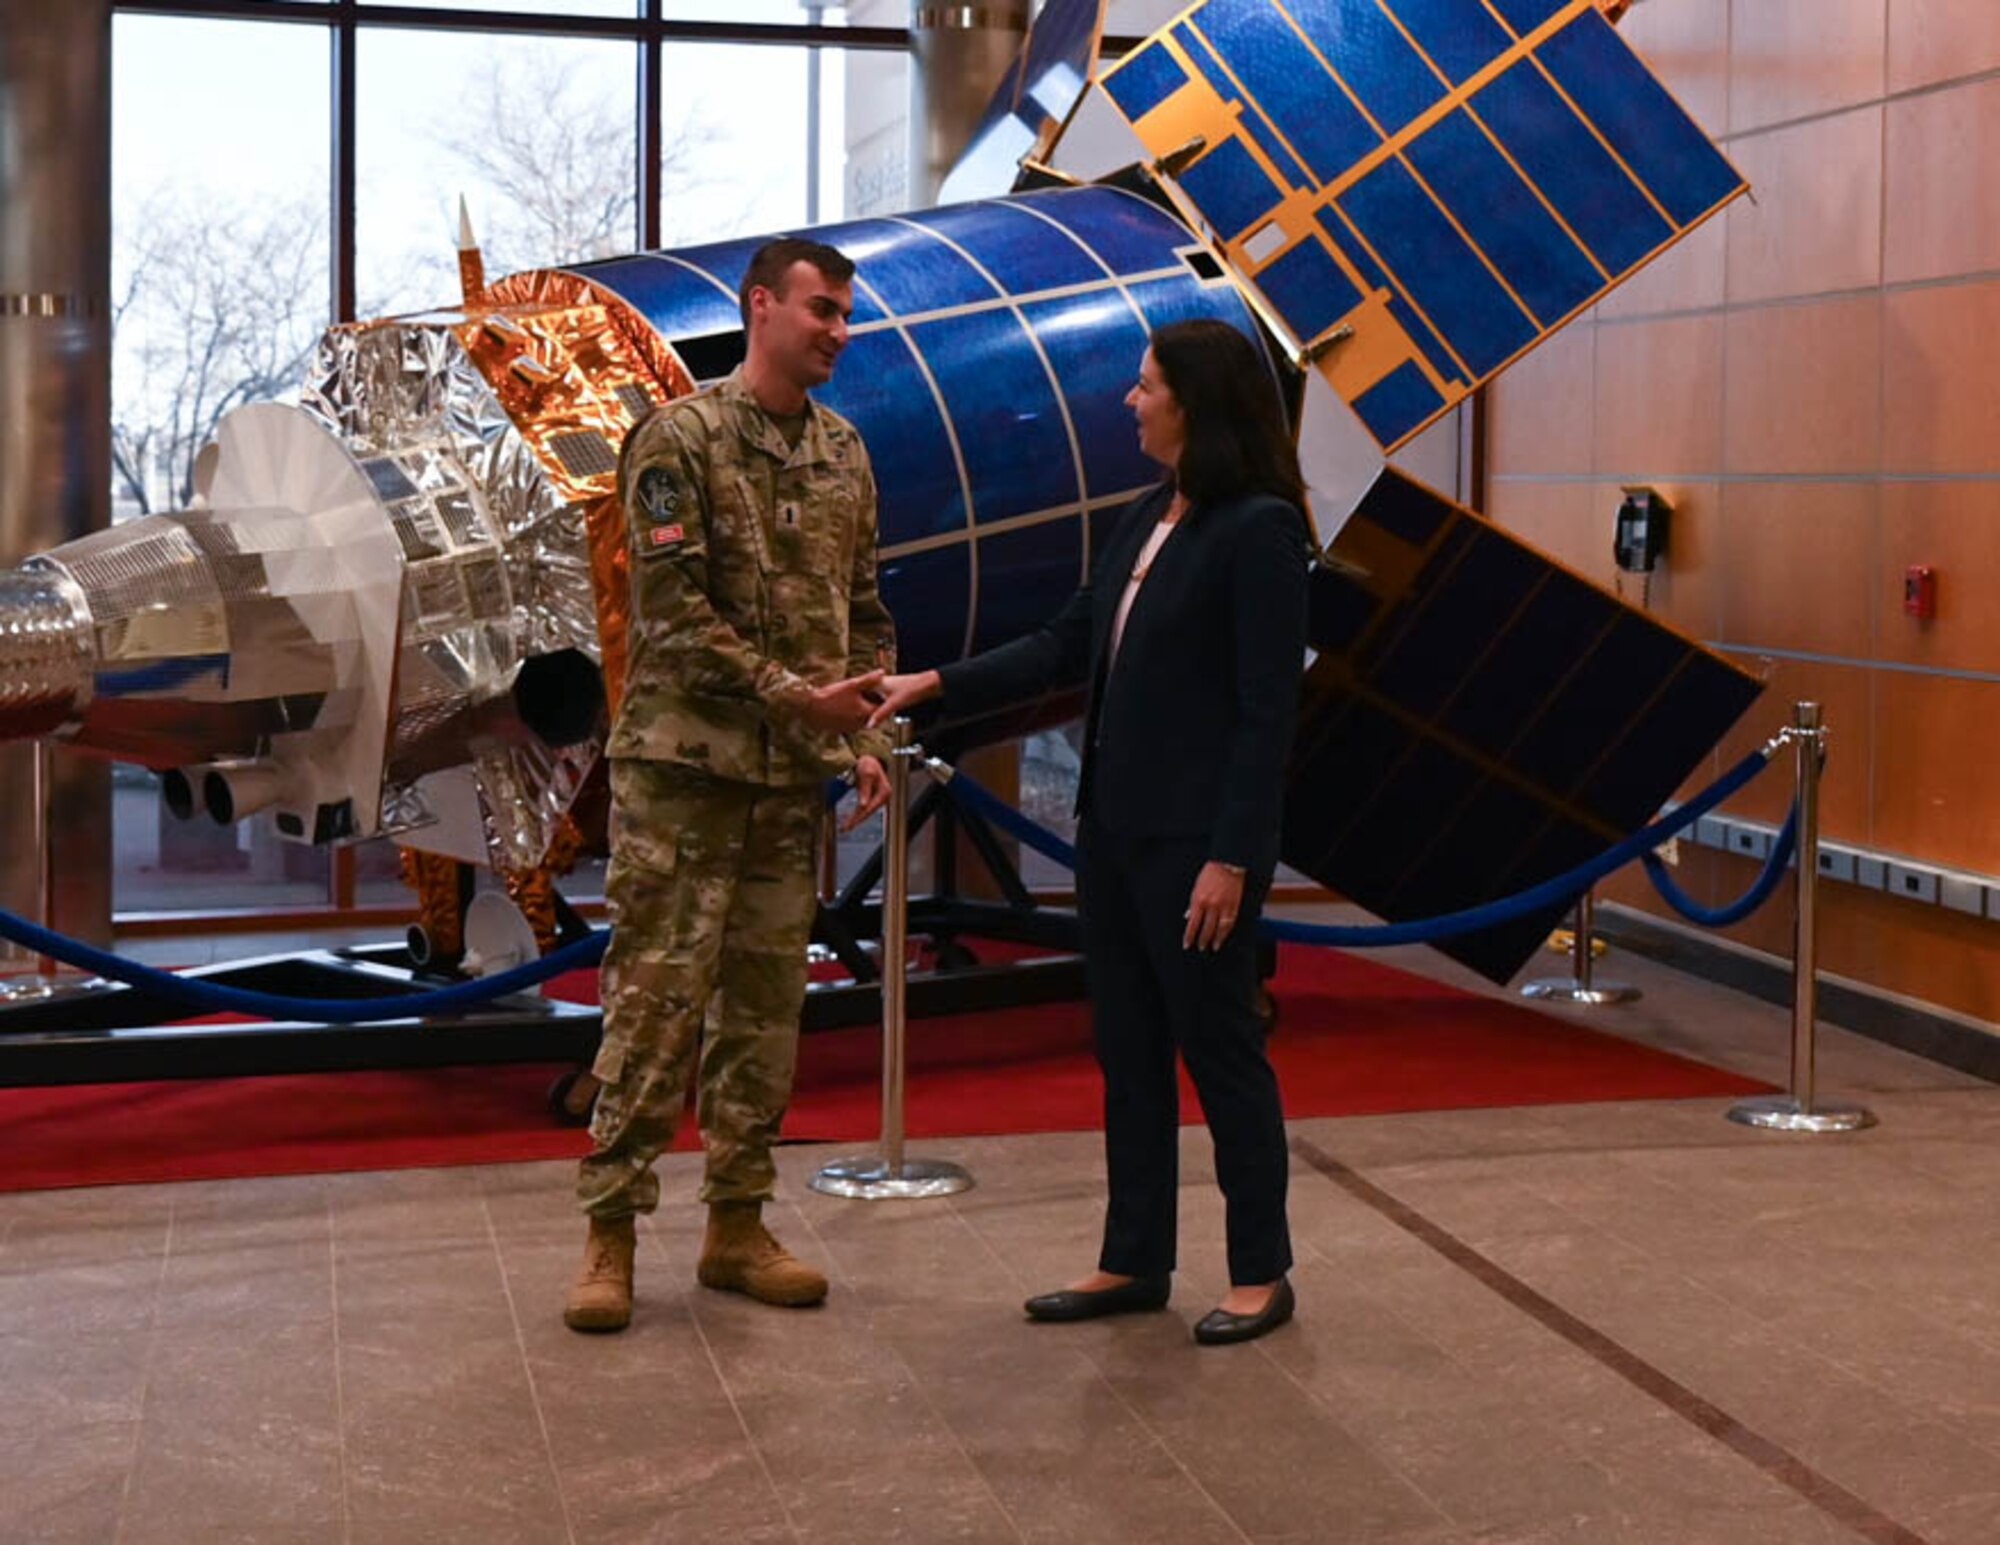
{"left": 1099, "top": 0, "right": 1748, "bottom": 451}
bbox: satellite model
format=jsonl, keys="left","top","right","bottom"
{"left": 0, "top": 0, "right": 1756, "bottom": 985}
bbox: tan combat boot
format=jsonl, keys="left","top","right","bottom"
{"left": 563, "top": 1215, "right": 636, "bottom": 1332}
{"left": 696, "top": 1201, "right": 828, "bottom": 1307}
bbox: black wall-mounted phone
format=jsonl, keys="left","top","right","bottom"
{"left": 1614, "top": 486, "right": 1672, "bottom": 574}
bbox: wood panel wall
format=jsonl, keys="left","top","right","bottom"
{"left": 1483, "top": 0, "right": 2000, "bottom": 1021}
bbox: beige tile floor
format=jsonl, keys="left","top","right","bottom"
{"left": 1, "top": 920, "right": 1994, "bottom": 1545}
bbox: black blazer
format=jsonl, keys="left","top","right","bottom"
{"left": 937, "top": 483, "right": 1310, "bottom": 877}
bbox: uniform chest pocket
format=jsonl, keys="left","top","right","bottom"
{"left": 762, "top": 478, "right": 850, "bottom": 577}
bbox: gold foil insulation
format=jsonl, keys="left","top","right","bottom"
{"left": 473, "top": 267, "right": 698, "bottom": 720}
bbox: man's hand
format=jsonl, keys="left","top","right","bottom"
{"left": 843, "top": 755, "right": 890, "bottom": 831}
{"left": 865, "top": 669, "right": 944, "bottom": 728}
{"left": 798, "top": 670, "right": 885, "bottom": 736}
{"left": 1183, "top": 862, "right": 1248, "bottom": 952}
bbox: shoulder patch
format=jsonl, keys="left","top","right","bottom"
{"left": 636, "top": 465, "right": 681, "bottom": 522}
{"left": 634, "top": 466, "right": 689, "bottom": 559}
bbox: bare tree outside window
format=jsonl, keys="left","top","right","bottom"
{"left": 110, "top": 53, "right": 719, "bottom": 521}
{"left": 110, "top": 194, "right": 329, "bottom": 517}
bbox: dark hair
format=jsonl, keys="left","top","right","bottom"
{"left": 738, "top": 237, "right": 855, "bottom": 326}
{"left": 1149, "top": 318, "right": 1306, "bottom": 515}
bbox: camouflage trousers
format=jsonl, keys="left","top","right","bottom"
{"left": 577, "top": 759, "right": 823, "bottom": 1219}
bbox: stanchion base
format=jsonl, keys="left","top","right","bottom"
{"left": 0, "top": 974, "right": 107, "bottom": 1006}
{"left": 808, "top": 1156, "right": 974, "bottom": 1200}
{"left": 1726, "top": 1095, "right": 1876, "bottom": 1133}
{"left": 1520, "top": 978, "right": 1641, "bottom": 1005}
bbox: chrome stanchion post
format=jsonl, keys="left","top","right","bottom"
{"left": 1521, "top": 886, "right": 1639, "bottom": 1004}
{"left": 0, "top": 740, "right": 96, "bottom": 1008}
{"left": 810, "top": 718, "right": 973, "bottom": 1199}
{"left": 1728, "top": 702, "right": 1874, "bottom": 1133}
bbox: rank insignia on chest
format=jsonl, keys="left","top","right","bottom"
{"left": 779, "top": 501, "right": 801, "bottom": 529}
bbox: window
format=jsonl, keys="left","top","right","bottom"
{"left": 111, "top": 13, "right": 335, "bottom": 914}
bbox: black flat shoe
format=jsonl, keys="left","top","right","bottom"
{"left": 1023, "top": 1274, "right": 1172, "bottom": 1322}
{"left": 1193, "top": 1277, "right": 1295, "bottom": 1345}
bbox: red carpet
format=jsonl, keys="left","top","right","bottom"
{"left": 0, "top": 945, "right": 1767, "bottom": 1192}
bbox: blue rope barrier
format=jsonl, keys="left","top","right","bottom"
{"left": 938, "top": 749, "right": 1776, "bottom": 948}
{"left": 0, "top": 908, "right": 607, "bottom": 1024}
{"left": 1642, "top": 802, "right": 1798, "bottom": 927}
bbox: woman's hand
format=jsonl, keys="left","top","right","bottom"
{"left": 842, "top": 755, "right": 890, "bottom": 831}
{"left": 1183, "top": 862, "right": 1247, "bottom": 951}
{"left": 865, "top": 669, "right": 944, "bottom": 728}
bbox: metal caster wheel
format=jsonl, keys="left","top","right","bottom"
{"left": 930, "top": 938, "right": 980, "bottom": 972}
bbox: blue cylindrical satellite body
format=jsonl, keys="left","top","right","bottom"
{"left": 572, "top": 185, "right": 1276, "bottom": 681}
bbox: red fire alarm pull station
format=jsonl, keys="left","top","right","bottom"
{"left": 1904, "top": 565, "right": 1937, "bottom": 620}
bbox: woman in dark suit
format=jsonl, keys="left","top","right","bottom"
{"left": 870, "top": 318, "right": 1313, "bottom": 1345}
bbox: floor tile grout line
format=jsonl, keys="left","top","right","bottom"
{"left": 939, "top": 1194, "right": 1260, "bottom": 1545}
{"left": 1292, "top": 1136, "right": 1936, "bottom": 1545}
{"left": 791, "top": 1199, "right": 1032, "bottom": 1545}
{"left": 479, "top": 1194, "right": 581, "bottom": 1545}
{"left": 1544, "top": 1136, "right": 2000, "bottom": 1380}
{"left": 1312, "top": 1160, "right": 1968, "bottom": 1504}
{"left": 667, "top": 1225, "right": 810, "bottom": 1545}
{"left": 327, "top": 1188, "right": 352, "bottom": 1545}
{"left": 110, "top": 1194, "right": 176, "bottom": 1545}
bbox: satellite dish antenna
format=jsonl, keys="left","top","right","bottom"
{"left": 461, "top": 892, "right": 540, "bottom": 977}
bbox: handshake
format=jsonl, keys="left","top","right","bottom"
{"left": 796, "top": 667, "right": 945, "bottom": 737}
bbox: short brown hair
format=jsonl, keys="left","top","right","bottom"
{"left": 738, "top": 237, "right": 855, "bottom": 326}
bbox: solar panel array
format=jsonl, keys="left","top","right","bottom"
{"left": 575, "top": 185, "right": 1270, "bottom": 675}
{"left": 939, "top": 0, "right": 1108, "bottom": 204}
{"left": 1286, "top": 468, "right": 1763, "bottom": 983}
{"left": 1103, "top": 0, "right": 1745, "bottom": 451}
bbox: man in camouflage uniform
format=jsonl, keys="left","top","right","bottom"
{"left": 566, "top": 237, "right": 895, "bottom": 1333}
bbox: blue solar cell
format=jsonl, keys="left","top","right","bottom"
{"left": 1019, "top": 289, "right": 1158, "bottom": 499}
{"left": 1388, "top": 0, "right": 1513, "bottom": 84}
{"left": 1405, "top": 107, "right": 1602, "bottom": 326}
{"left": 1105, "top": 37, "right": 1189, "bottom": 122}
{"left": 1231, "top": 124, "right": 1312, "bottom": 203}
{"left": 1022, "top": 0, "right": 1101, "bottom": 113}
{"left": 1386, "top": 293, "right": 1467, "bottom": 383}
{"left": 1320, "top": 203, "right": 1476, "bottom": 382}
{"left": 940, "top": 55, "right": 1031, "bottom": 203}
{"left": 1169, "top": 21, "right": 1313, "bottom": 190}
{"left": 1536, "top": 9, "right": 1740, "bottom": 226}
{"left": 1196, "top": 0, "right": 1382, "bottom": 184}
{"left": 1285, "top": 0, "right": 1446, "bottom": 134}
{"left": 572, "top": 255, "right": 741, "bottom": 342}
{"left": 1338, "top": 156, "right": 1536, "bottom": 376}
{"left": 878, "top": 543, "right": 971, "bottom": 672}
{"left": 836, "top": 219, "right": 998, "bottom": 317}
{"left": 1255, "top": 236, "right": 1364, "bottom": 343}
{"left": 909, "top": 308, "right": 1079, "bottom": 525}
{"left": 1352, "top": 359, "right": 1445, "bottom": 446}
{"left": 1472, "top": 59, "right": 1672, "bottom": 275}
{"left": 907, "top": 200, "right": 1108, "bottom": 293}
{"left": 1315, "top": 206, "right": 1390, "bottom": 291}
{"left": 1123, "top": 272, "right": 1264, "bottom": 347}
{"left": 973, "top": 517, "right": 1088, "bottom": 653}
{"left": 1178, "top": 135, "right": 1283, "bottom": 240}
{"left": 1485, "top": 0, "right": 1569, "bottom": 35}
{"left": 816, "top": 330, "right": 967, "bottom": 547}
{"left": 1018, "top": 187, "right": 1192, "bottom": 277}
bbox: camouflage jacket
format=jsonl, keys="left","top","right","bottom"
{"left": 608, "top": 367, "right": 897, "bottom": 785}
